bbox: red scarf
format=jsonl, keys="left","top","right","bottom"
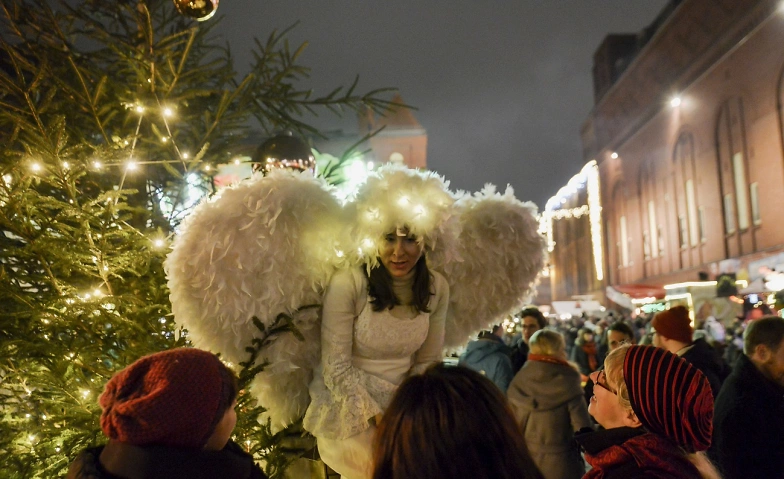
{"left": 528, "top": 354, "right": 570, "bottom": 367}
{"left": 582, "top": 342, "right": 598, "bottom": 372}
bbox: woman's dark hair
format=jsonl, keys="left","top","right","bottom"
{"left": 372, "top": 364, "right": 543, "bottom": 479}
{"left": 365, "top": 255, "right": 431, "bottom": 313}
{"left": 520, "top": 307, "right": 547, "bottom": 329}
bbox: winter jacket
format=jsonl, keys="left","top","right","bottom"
{"left": 507, "top": 357, "right": 592, "bottom": 479}
{"left": 510, "top": 338, "right": 530, "bottom": 374}
{"left": 570, "top": 341, "right": 602, "bottom": 377}
{"left": 681, "top": 338, "right": 729, "bottom": 398}
{"left": 575, "top": 427, "right": 702, "bottom": 479}
{"left": 458, "top": 335, "right": 514, "bottom": 392}
{"left": 710, "top": 354, "right": 784, "bottom": 479}
{"left": 66, "top": 440, "right": 268, "bottom": 479}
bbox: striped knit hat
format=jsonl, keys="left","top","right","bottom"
{"left": 623, "top": 345, "right": 713, "bottom": 453}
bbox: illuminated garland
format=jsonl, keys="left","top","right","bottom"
{"left": 539, "top": 160, "right": 604, "bottom": 281}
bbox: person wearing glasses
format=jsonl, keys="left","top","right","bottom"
{"left": 576, "top": 345, "right": 721, "bottom": 479}
{"left": 510, "top": 307, "right": 547, "bottom": 373}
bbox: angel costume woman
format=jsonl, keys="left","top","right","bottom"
{"left": 165, "top": 164, "right": 546, "bottom": 479}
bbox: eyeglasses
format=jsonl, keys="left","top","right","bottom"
{"left": 594, "top": 370, "right": 617, "bottom": 396}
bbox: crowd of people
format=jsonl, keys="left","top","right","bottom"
{"left": 66, "top": 309, "right": 784, "bottom": 479}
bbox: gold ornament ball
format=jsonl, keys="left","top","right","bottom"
{"left": 173, "top": 0, "right": 219, "bottom": 22}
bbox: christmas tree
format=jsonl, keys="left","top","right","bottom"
{"left": 0, "top": 1, "right": 395, "bottom": 477}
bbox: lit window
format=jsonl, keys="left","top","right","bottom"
{"left": 647, "top": 201, "right": 658, "bottom": 258}
{"left": 724, "top": 194, "right": 736, "bottom": 234}
{"left": 678, "top": 216, "right": 688, "bottom": 249}
{"left": 750, "top": 182, "right": 761, "bottom": 226}
{"left": 620, "top": 216, "right": 629, "bottom": 267}
{"left": 686, "top": 180, "right": 698, "bottom": 246}
{"left": 698, "top": 207, "right": 707, "bottom": 242}
{"left": 732, "top": 153, "right": 750, "bottom": 230}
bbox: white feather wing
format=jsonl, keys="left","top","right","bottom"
{"left": 441, "top": 185, "right": 547, "bottom": 351}
{"left": 165, "top": 169, "right": 348, "bottom": 429}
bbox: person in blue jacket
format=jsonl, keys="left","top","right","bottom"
{"left": 459, "top": 324, "right": 514, "bottom": 392}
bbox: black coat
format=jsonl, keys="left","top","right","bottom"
{"left": 66, "top": 440, "right": 268, "bottom": 479}
{"left": 681, "top": 338, "right": 729, "bottom": 398}
{"left": 709, "top": 354, "right": 784, "bottom": 479}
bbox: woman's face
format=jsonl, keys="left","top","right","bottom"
{"left": 380, "top": 230, "right": 424, "bottom": 278}
{"left": 587, "top": 370, "right": 630, "bottom": 430}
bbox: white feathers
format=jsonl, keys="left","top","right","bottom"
{"left": 165, "top": 166, "right": 545, "bottom": 432}
{"left": 440, "top": 185, "right": 547, "bottom": 351}
{"left": 349, "top": 165, "right": 456, "bottom": 267}
{"left": 165, "top": 169, "right": 347, "bottom": 428}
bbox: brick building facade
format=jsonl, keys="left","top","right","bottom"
{"left": 582, "top": 0, "right": 784, "bottom": 298}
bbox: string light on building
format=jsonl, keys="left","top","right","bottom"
{"left": 540, "top": 160, "right": 604, "bottom": 281}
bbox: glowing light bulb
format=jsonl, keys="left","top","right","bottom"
{"left": 397, "top": 196, "right": 410, "bottom": 206}
{"left": 335, "top": 249, "right": 345, "bottom": 258}
{"left": 414, "top": 205, "right": 426, "bottom": 216}
{"left": 610, "top": 152, "right": 618, "bottom": 159}
{"left": 153, "top": 239, "right": 165, "bottom": 249}
{"left": 62, "top": 161, "right": 70, "bottom": 169}
{"left": 182, "top": 152, "right": 190, "bottom": 159}
{"left": 2, "top": 174, "right": 11, "bottom": 185}
{"left": 135, "top": 105, "right": 145, "bottom": 113}
{"left": 126, "top": 161, "right": 138, "bottom": 171}
{"left": 81, "top": 389, "right": 90, "bottom": 399}
{"left": 204, "top": 165, "right": 211, "bottom": 171}
{"left": 161, "top": 136, "right": 168, "bottom": 143}
{"left": 93, "top": 161, "right": 102, "bottom": 169}
{"left": 30, "top": 163, "right": 41, "bottom": 172}
{"left": 362, "top": 238, "right": 374, "bottom": 249}
{"left": 234, "top": 158, "right": 241, "bottom": 165}
{"left": 163, "top": 107, "right": 174, "bottom": 117}
{"left": 670, "top": 96, "right": 682, "bottom": 108}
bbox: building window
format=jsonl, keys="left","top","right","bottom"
{"left": 620, "top": 215, "right": 629, "bottom": 267}
{"left": 698, "top": 206, "right": 706, "bottom": 242}
{"left": 678, "top": 216, "right": 688, "bottom": 249}
{"left": 647, "top": 201, "right": 658, "bottom": 258}
{"left": 686, "top": 180, "right": 698, "bottom": 246}
{"left": 732, "top": 152, "right": 750, "bottom": 230}
{"left": 657, "top": 225, "right": 665, "bottom": 256}
{"left": 643, "top": 231, "right": 651, "bottom": 260}
{"left": 724, "top": 194, "right": 736, "bottom": 234}
{"left": 750, "top": 182, "right": 761, "bottom": 225}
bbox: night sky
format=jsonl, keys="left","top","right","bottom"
{"left": 213, "top": 1, "right": 669, "bottom": 208}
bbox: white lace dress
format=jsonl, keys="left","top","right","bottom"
{"left": 303, "top": 267, "right": 449, "bottom": 479}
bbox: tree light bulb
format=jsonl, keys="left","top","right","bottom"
{"left": 182, "top": 152, "right": 190, "bottom": 159}
{"left": 397, "top": 196, "right": 410, "bottom": 206}
{"left": 62, "top": 161, "right": 70, "bottom": 169}
{"left": 126, "top": 161, "right": 138, "bottom": 171}
{"left": 163, "top": 107, "right": 174, "bottom": 117}
{"left": 610, "top": 152, "right": 618, "bottom": 159}
{"left": 204, "top": 165, "right": 211, "bottom": 171}
{"left": 30, "top": 163, "right": 42, "bottom": 172}
{"left": 135, "top": 105, "right": 145, "bottom": 113}
{"left": 93, "top": 161, "right": 102, "bottom": 169}
{"left": 153, "top": 239, "right": 165, "bottom": 249}
{"left": 670, "top": 96, "right": 682, "bottom": 108}
{"left": 161, "top": 136, "right": 168, "bottom": 143}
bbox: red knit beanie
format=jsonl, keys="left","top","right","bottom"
{"left": 99, "top": 348, "right": 233, "bottom": 448}
{"left": 623, "top": 345, "right": 714, "bottom": 453}
{"left": 651, "top": 306, "right": 693, "bottom": 344}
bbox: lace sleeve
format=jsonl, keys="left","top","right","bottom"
{"left": 410, "top": 271, "right": 449, "bottom": 375}
{"left": 320, "top": 269, "right": 392, "bottom": 409}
